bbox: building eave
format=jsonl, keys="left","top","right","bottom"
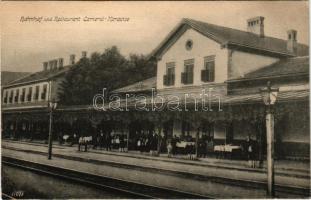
{"left": 226, "top": 42, "right": 294, "bottom": 58}
{"left": 226, "top": 72, "right": 309, "bottom": 83}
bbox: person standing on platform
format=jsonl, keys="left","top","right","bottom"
{"left": 106, "top": 133, "right": 112, "bottom": 151}
{"left": 245, "top": 136, "right": 255, "bottom": 168}
{"left": 137, "top": 137, "right": 142, "bottom": 153}
{"left": 119, "top": 134, "right": 125, "bottom": 152}
{"left": 99, "top": 131, "right": 105, "bottom": 150}
{"left": 167, "top": 139, "right": 173, "bottom": 158}
{"left": 78, "top": 136, "right": 83, "bottom": 151}
{"left": 171, "top": 135, "right": 177, "bottom": 155}
{"left": 70, "top": 133, "right": 78, "bottom": 146}
{"left": 84, "top": 137, "right": 88, "bottom": 152}
{"left": 93, "top": 133, "right": 99, "bottom": 149}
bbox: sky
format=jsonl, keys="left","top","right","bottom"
{"left": 1, "top": 1, "right": 309, "bottom": 72}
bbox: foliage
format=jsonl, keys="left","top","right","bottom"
{"left": 58, "top": 46, "right": 156, "bottom": 105}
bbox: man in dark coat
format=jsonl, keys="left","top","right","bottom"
{"left": 106, "top": 133, "right": 112, "bottom": 151}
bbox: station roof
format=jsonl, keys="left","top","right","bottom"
{"left": 243, "top": 56, "right": 309, "bottom": 79}
{"left": 4, "top": 66, "right": 71, "bottom": 88}
{"left": 112, "top": 77, "right": 156, "bottom": 93}
{"left": 149, "top": 18, "right": 309, "bottom": 59}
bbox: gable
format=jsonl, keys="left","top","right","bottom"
{"left": 161, "top": 28, "right": 222, "bottom": 61}
{"left": 156, "top": 27, "right": 228, "bottom": 89}
{"left": 153, "top": 22, "right": 223, "bottom": 60}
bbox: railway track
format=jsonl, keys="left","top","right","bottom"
{"left": 2, "top": 156, "right": 211, "bottom": 199}
{"left": 3, "top": 145, "right": 310, "bottom": 197}
{"left": 2, "top": 193, "right": 16, "bottom": 200}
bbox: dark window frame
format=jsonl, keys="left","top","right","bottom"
{"left": 34, "top": 85, "right": 40, "bottom": 101}
{"left": 181, "top": 59, "right": 194, "bottom": 85}
{"left": 201, "top": 55, "right": 215, "bottom": 82}
{"left": 3, "top": 91, "right": 8, "bottom": 104}
{"left": 14, "top": 89, "right": 19, "bottom": 103}
{"left": 9, "top": 90, "right": 14, "bottom": 103}
{"left": 163, "top": 62, "right": 175, "bottom": 86}
{"left": 41, "top": 84, "right": 47, "bottom": 100}
{"left": 27, "top": 87, "right": 33, "bottom": 102}
{"left": 21, "top": 88, "right": 26, "bottom": 103}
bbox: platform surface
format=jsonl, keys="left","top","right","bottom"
{"left": 2, "top": 140, "right": 310, "bottom": 198}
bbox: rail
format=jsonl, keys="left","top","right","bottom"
{"left": 2, "top": 156, "right": 211, "bottom": 199}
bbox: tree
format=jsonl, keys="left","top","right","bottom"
{"left": 58, "top": 46, "right": 156, "bottom": 105}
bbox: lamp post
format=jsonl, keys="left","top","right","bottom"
{"left": 260, "top": 81, "right": 279, "bottom": 197}
{"left": 48, "top": 99, "right": 58, "bottom": 160}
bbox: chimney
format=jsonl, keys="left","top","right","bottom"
{"left": 70, "top": 54, "right": 75, "bottom": 65}
{"left": 58, "top": 58, "right": 64, "bottom": 68}
{"left": 43, "top": 62, "right": 48, "bottom": 71}
{"left": 247, "top": 16, "right": 265, "bottom": 37}
{"left": 82, "top": 51, "right": 87, "bottom": 58}
{"left": 48, "top": 60, "right": 54, "bottom": 71}
{"left": 287, "top": 29, "right": 297, "bottom": 54}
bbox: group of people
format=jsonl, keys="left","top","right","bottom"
{"left": 94, "top": 132, "right": 126, "bottom": 152}
{"left": 69, "top": 131, "right": 127, "bottom": 152}
{"left": 165, "top": 135, "right": 214, "bottom": 159}
{"left": 136, "top": 133, "right": 159, "bottom": 155}
{"left": 66, "top": 131, "right": 259, "bottom": 168}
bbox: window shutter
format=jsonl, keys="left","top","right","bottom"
{"left": 188, "top": 72, "right": 193, "bottom": 84}
{"left": 210, "top": 63, "right": 215, "bottom": 82}
{"left": 204, "top": 56, "right": 215, "bottom": 82}
{"left": 170, "top": 74, "right": 175, "bottom": 86}
{"left": 201, "top": 70, "right": 208, "bottom": 82}
{"left": 181, "top": 72, "right": 185, "bottom": 84}
{"left": 163, "top": 75, "right": 167, "bottom": 86}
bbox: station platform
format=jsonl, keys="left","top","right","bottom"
{"left": 2, "top": 140, "right": 310, "bottom": 198}
{"left": 3, "top": 139, "right": 309, "bottom": 175}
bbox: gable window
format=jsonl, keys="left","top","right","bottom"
{"left": 185, "top": 39, "right": 193, "bottom": 51}
{"left": 3, "top": 91, "right": 8, "bottom": 104}
{"left": 201, "top": 55, "right": 215, "bottom": 82}
{"left": 163, "top": 62, "right": 175, "bottom": 86}
{"left": 41, "top": 84, "right": 47, "bottom": 100}
{"left": 27, "top": 87, "right": 32, "bottom": 102}
{"left": 14, "top": 89, "right": 19, "bottom": 103}
{"left": 34, "top": 85, "right": 40, "bottom": 101}
{"left": 21, "top": 88, "right": 26, "bottom": 103}
{"left": 181, "top": 59, "right": 194, "bottom": 85}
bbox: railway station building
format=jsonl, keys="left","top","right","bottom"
{"left": 2, "top": 17, "right": 309, "bottom": 161}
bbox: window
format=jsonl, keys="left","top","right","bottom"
{"left": 34, "top": 85, "right": 40, "bottom": 101}
{"left": 41, "top": 84, "right": 47, "bottom": 100}
{"left": 27, "top": 87, "right": 32, "bottom": 102}
{"left": 163, "top": 62, "right": 175, "bottom": 86}
{"left": 293, "top": 32, "right": 296, "bottom": 40}
{"left": 201, "top": 55, "right": 215, "bottom": 82}
{"left": 9, "top": 90, "right": 13, "bottom": 103}
{"left": 14, "top": 89, "right": 19, "bottom": 103}
{"left": 185, "top": 39, "right": 193, "bottom": 51}
{"left": 181, "top": 59, "right": 194, "bottom": 84}
{"left": 21, "top": 88, "right": 26, "bottom": 103}
{"left": 3, "top": 91, "right": 8, "bottom": 104}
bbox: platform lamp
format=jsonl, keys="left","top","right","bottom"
{"left": 48, "top": 98, "right": 58, "bottom": 160}
{"left": 260, "top": 81, "right": 279, "bottom": 197}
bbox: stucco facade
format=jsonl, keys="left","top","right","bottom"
{"left": 2, "top": 77, "right": 64, "bottom": 110}
{"left": 157, "top": 28, "right": 228, "bottom": 90}
{"left": 156, "top": 27, "right": 281, "bottom": 91}
{"left": 3, "top": 81, "right": 50, "bottom": 105}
